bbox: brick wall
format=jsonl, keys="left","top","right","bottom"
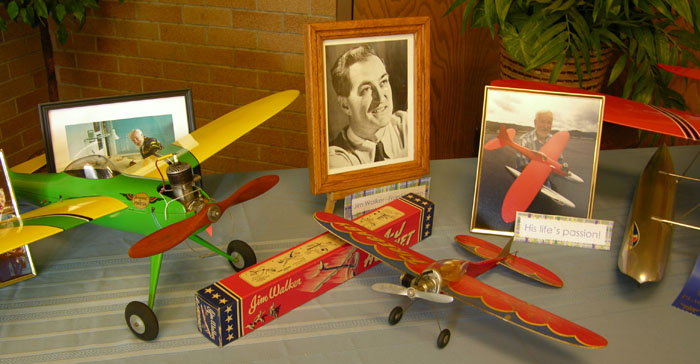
{"left": 0, "top": 18, "right": 49, "bottom": 168}
{"left": 0, "top": 0, "right": 336, "bottom": 174}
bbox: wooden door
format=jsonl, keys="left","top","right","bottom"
{"left": 353, "top": 0, "right": 501, "bottom": 159}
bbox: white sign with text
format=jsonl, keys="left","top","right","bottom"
{"left": 514, "top": 212, "right": 613, "bottom": 250}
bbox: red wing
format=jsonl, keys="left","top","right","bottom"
{"left": 501, "top": 131, "right": 568, "bottom": 223}
{"left": 455, "top": 235, "right": 563, "bottom": 287}
{"left": 445, "top": 275, "right": 607, "bottom": 348}
{"left": 313, "top": 212, "right": 433, "bottom": 277}
{"left": 539, "top": 131, "right": 569, "bottom": 162}
{"left": 502, "top": 162, "right": 552, "bottom": 223}
{"left": 491, "top": 79, "right": 700, "bottom": 141}
{"left": 658, "top": 64, "right": 700, "bottom": 81}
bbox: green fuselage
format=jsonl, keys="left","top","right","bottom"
{"left": 9, "top": 170, "right": 203, "bottom": 236}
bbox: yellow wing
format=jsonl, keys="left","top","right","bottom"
{"left": 0, "top": 196, "right": 128, "bottom": 254}
{"left": 124, "top": 90, "right": 299, "bottom": 178}
{"left": 11, "top": 154, "right": 46, "bottom": 174}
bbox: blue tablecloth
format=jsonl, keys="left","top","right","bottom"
{"left": 1, "top": 146, "right": 699, "bottom": 363}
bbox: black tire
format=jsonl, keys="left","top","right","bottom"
{"left": 437, "top": 328, "right": 451, "bottom": 349}
{"left": 125, "top": 301, "right": 159, "bottom": 341}
{"left": 388, "top": 306, "right": 403, "bottom": 325}
{"left": 227, "top": 239, "right": 257, "bottom": 272}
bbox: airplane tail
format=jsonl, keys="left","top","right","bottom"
{"left": 496, "top": 238, "right": 514, "bottom": 259}
{"left": 484, "top": 125, "right": 516, "bottom": 151}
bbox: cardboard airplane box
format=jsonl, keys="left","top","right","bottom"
{"left": 195, "top": 193, "right": 434, "bottom": 347}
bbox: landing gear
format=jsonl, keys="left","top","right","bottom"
{"left": 437, "top": 328, "right": 451, "bottom": 349}
{"left": 227, "top": 239, "right": 257, "bottom": 272}
{"left": 388, "top": 306, "right": 404, "bottom": 325}
{"left": 125, "top": 301, "right": 159, "bottom": 341}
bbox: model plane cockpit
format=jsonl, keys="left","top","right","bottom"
{"left": 64, "top": 155, "right": 120, "bottom": 179}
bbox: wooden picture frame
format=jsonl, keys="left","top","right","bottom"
{"left": 471, "top": 86, "right": 605, "bottom": 236}
{"left": 38, "top": 90, "right": 195, "bottom": 173}
{"left": 305, "top": 17, "right": 430, "bottom": 195}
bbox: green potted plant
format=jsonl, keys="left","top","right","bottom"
{"left": 446, "top": 0, "right": 700, "bottom": 109}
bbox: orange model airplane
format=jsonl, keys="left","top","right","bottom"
{"left": 314, "top": 211, "right": 607, "bottom": 349}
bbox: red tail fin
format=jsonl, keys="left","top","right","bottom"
{"left": 484, "top": 124, "right": 516, "bottom": 150}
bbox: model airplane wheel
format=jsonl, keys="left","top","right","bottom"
{"left": 125, "top": 301, "right": 159, "bottom": 341}
{"left": 437, "top": 329, "right": 450, "bottom": 349}
{"left": 388, "top": 306, "right": 404, "bottom": 325}
{"left": 227, "top": 239, "right": 257, "bottom": 272}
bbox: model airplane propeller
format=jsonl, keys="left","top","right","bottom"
{"left": 485, "top": 123, "right": 583, "bottom": 223}
{"left": 128, "top": 174, "right": 280, "bottom": 259}
{"left": 2, "top": 90, "right": 299, "bottom": 341}
{"left": 313, "top": 211, "right": 607, "bottom": 349}
{"left": 491, "top": 76, "right": 700, "bottom": 284}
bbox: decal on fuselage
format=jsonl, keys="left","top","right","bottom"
{"left": 121, "top": 192, "right": 161, "bottom": 209}
{"left": 631, "top": 222, "right": 640, "bottom": 248}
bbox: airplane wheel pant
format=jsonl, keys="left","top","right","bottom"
{"left": 125, "top": 301, "right": 159, "bottom": 341}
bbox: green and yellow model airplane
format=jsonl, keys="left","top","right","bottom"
{"left": 0, "top": 90, "right": 299, "bottom": 341}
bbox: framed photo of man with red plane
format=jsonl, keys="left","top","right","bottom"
{"left": 472, "top": 86, "right": 605, "bottom": 236}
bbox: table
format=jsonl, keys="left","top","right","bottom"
{"left": 1, "top": 146, "right": 699, "bottom": 363}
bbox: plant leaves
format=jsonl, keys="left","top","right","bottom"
{"left": 525, "top": 32, "right": 568, "bottom": 70}
{"left": 647, "top": 0, "right": 673, "bottom": 19}
{"left": 57, "top": 24, "right": 68, "bottom": 45}
{"left": 666, "top": 0, "right": 693, "bottom": 24}
{"left": 495, "top": 0, "right": 513, "bottom": 26}
{"left": 484, "top": 0, "right": 498, "bottom": 36}
{"left": 501, "top": 22, "right": 529, "bottom": 65}
{"left": 444, "top": 0, "right": 468, "bottom": 16}
{"left": 33, "top": 0, "right": 48, "bottom": 19}
{"left": 55, "top": 4, "right": 67, "bottom": 23}
{"left": 7, "top": 1, "right": 19, "bottom": 20}
{"left": 608, "top": 53, "right": 628, "bottom": 85}
{"left": 548, "top": 52, "right": 567, "bottom": 83}
{"left": 632, "top": 26, "right": 656, "bottom": 63}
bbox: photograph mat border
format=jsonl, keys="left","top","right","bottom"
{"left": 323, "top": 34, "right": 416, "bottom": 175}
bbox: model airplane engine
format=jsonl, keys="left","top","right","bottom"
{"left": 166, "top": 161, "right": 204, "bottom": 212}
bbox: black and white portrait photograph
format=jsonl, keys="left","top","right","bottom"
{"left": 324, "top": 36, "right": 414, "bottom": 175}
{"left": 305, "top": 17, "right": 430, "bottom": 195}
{"left": 472, "top": 87, "right": 604, "bottom": 235}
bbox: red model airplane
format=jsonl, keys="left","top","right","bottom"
{"left": 491, "top": 75, "right": 700, "bottom": 284}
{"left": 314, "top": 211, "right": 607, "bottom": 349}
{"left": 491, "top": 79, "right": 700, "bottom": 141}
{"left": 485, "top": 124, "right": 584, "bottom": 223}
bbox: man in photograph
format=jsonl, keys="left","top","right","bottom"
{"left": 515, "top": 110, "right": 568, "bottom": 186}
{"left": 328, "top": 45, "right": 408, "bottom": 169}
{"left": 129, "top": 129, "right": 163, "bottom": 159}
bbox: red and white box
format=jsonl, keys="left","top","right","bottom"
{"left": 195, "top": 193, "right": 434, "bottom": 347}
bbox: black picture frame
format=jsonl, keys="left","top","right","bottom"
{"left": 38, "top": 89, "right": 195, "bottom": 173}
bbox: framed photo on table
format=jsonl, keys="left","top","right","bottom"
{"left": 39, "top": 90, "right": 195, "bottom": 173}
{"left": 0, "top": 150, "right": 36, "bottom": 287}
{"left": 304, "top": 17, "right": 430, "bottom": 194}
{"left": 471, "top": 86, "right": 605, "bottom": 236}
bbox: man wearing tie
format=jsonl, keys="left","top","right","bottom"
{"left": 327, "top": 44, "right": 408, "bottom": 169}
